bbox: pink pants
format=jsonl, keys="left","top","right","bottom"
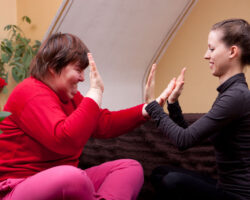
{"left": 0, "top": 159, "right": 144, "bottom": 200}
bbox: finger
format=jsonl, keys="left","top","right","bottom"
{"left": 160, "top": 78, "right": 176, "bottom": 100}
{"left": 176, "top": 67, "right": 186, "bottom": 83}
{"left": 179, "top": 67, "right": 186, "bottom": 82}
{"left": 88, "top": 53, "right": 102, "bottom": 80}
{"left": 146, "top": 63, "right": 156, "bottom": 86}
{"left": 174, "top": 81, "right": 184, "bottom": 92}
{"left": 88, "top": 53, "right": 97, "bottom": 72}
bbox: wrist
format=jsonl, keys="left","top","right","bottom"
{"left": 142, "top": 104, "right": 150, "bottom": 119}
{"left": 167, "top": 98, "right": 176, "bottom": 104}
{"left": 86, "top": 88, "right": 103, "bottom": 106}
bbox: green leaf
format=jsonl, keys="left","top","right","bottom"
{"left": 1, "top": 53, "right": 11, "bottom": 63}
{"left": 19, "top": 37, "right": 30, "bottom": 46}
{"left": 1, "top": 40, "right": 13, "bottom": 57}
{"left": 2, "top": 86, "right": 8, "bottom": 94}
{"left": 12, "top": 56, "right": 22, "bottom": 62}
{"left": 12, "top": 25, "right": 22, "bottom": 33}
{"left": 9, "top": 61, "right": 24, "bottom": 68}
{"left": 12, "top": 66, "right": 26, "bottom": 82}
{"left": 32, "top": 40, "right": 41, "bottom": 54}
{"left": 0, "top": 111, "right": 11, "bottom": 122}
{"left": 5, "top": 40, "right": 13, "bottom": 54}
{"left": 4, "top": 24, "right": 12, "bottom": 31}
{"left": 22, "top": 51, "right": 33, "bottom": 69}
{"left": 22, "top": 16, "right": 31, "bottom": 24}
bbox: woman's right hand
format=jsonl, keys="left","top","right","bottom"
{"left": 85, "top": 53, "right": 104, "bottom": 106}
{"left": 167, "top": 68, "right": 186, "bottom": 104}
{"left": 144, "top": 63, "right": 157, "bottom": 104}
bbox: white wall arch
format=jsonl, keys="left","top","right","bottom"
{"left": 46, "top": 0, "right": 197, "bottom": 110}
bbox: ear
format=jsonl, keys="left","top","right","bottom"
{"left": 229, "top": 45, "right": 239, "bottom": 59}
{"left": 48, "top": 67, "right": 56, "bottom": 76}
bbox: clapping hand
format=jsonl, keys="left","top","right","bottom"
{"left": 144, "top": 63, "right": 156, "bottom": 104}
{"left": 156, "top": 67, "right": 186, "bottom": 105}
{"left": 167, "top": 68, "right": 186, "bottom": 104}
{"left": 86, "top": 53, "right": 104, "bottom": 106}
{"left": 142, "top": 63, "right": 176, "bottom": 117}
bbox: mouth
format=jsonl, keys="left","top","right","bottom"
{"left": 209, "top": 62, "right": 214, "bottom": 68}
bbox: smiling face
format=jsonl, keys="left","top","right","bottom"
{"left": 204, "top": 30, "right": 232, "bottom": 79}
{"left": 50, "top": 62, "right": 85, "bottom": 102}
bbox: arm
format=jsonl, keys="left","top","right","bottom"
{"left": 166, "top": 68, "right": 188, "bottom": 127}
{"left": 16, "top": 53, "right": 104, "bottom": 156}
{"left": 18, "top": 95, "right": 100, "bottom": 156}
{"left": 92, "top": 104, "right": 146, "bottom": 138}
{"left": 167, "top": 101, "right": 188, "bottom": 128}
{"left": 146, "top": 90, "right": 244, "bottom": 151}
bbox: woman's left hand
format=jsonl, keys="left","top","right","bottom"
{"left": 156, "top": 78, "right": 176, "bottom": 106}
{"left": 168, "top": 67, "right": 186, "bottom": 104}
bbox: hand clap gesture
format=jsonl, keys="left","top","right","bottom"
{"left": 86, "top": 53, "right": 104, "bottom": 106}
{"left": 144, "top": 64, "right": 157, "bottom": 104}
{"left": 167, "top": 68, "right": 186, "bottom": 104}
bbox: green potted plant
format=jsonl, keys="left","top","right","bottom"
{"left": 0, "top": 16, "right": 41, "bottom": 93}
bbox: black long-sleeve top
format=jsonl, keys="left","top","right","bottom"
{"left": 146, "top": 73, "right": 250, "bottom": 199}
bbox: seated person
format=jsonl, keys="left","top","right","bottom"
{"left": 144, "top": 18, "right": 250, "bottom": 200}
{"left": 0, "top": 33, "right": 161, "bottom": 200}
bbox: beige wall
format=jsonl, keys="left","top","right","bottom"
{"left": 0, "top": 0, "right": 17, "bottom": 39}
{"left": 16, "top": 0, "right": 62, "bottom": 41}
{"left": 0, "top": 0, "right": 17, "bottom": 110}
{"left": 0, "top": 0, "right": 62, "bottom": 110}
{"left": 156, "top": 0, "right": 250, "bottom": 113}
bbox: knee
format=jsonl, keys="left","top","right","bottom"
{"left": 120, "top": 159, "right": 143, "bottom": 174}
{"left": 116, "top": 159, "right": 144, "bottom": 184}
{"left": 53, "top": 165, "right": 93, "bottom": 192}
{"left": 151, "top": 167, "right": 168, "bottom": 188}
{"left": 162, "top": 172, "right": 184, "bottom": 190}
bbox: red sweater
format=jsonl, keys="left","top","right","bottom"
{"left": 0, "top": 77, "right": 146, "bottom": 181}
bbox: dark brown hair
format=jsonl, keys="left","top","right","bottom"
{"left": 211, "top": 18, "right": 250, "bottom": 66}
{"left": 30, "top": 33, "right": 89, "bottom": 80}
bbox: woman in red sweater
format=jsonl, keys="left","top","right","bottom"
{"left": 0, "top": 33, "right": 154, "bottom": 200}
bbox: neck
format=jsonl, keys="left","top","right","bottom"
{"left": 41, "top": 75, "right": 69, "bottom": 103}
{"left": 219, "top": 64, "right": 243, "bottom": 85}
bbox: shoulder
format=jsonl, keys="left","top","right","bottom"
{"left": 211, "top": 83, "right": 249, "bottom": 118}
{"left": 223, "top": 82, "right": 249, "bottom": 104}
{"left": 5, "top": 77, "right": 60, "bottom": 116}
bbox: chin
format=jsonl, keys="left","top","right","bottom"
{"left": 69, "top": 92, "right": 77, "bottom": 99}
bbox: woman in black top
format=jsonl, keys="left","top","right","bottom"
{"left": 143, "top": 19, "right": 250, "bottom": 200}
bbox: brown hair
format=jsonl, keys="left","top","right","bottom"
{"left": 211, "top": 18, "right": 250, "bottom": 66}
{"left": 30, "top": 33, "right": 89, "bottom": 80}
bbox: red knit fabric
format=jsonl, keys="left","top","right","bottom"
{"left": 0, "top": 77, "right": 145, "bottom": 181}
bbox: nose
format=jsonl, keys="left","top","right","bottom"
{"left": 79, "top": 71, "right": 84, "bottom": 82}
{"left": 204, "top": 49, "right": 210, "bottom": 60}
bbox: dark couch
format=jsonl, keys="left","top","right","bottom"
{"left": 78, "top": 113, "right": 217, "bottom": 200}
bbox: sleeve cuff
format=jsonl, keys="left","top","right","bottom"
{"left": 167, "top": 101, "right": 182, "bottom": 113}
{"left": 145, "top": 101, "right": 163, "bottom": 117}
